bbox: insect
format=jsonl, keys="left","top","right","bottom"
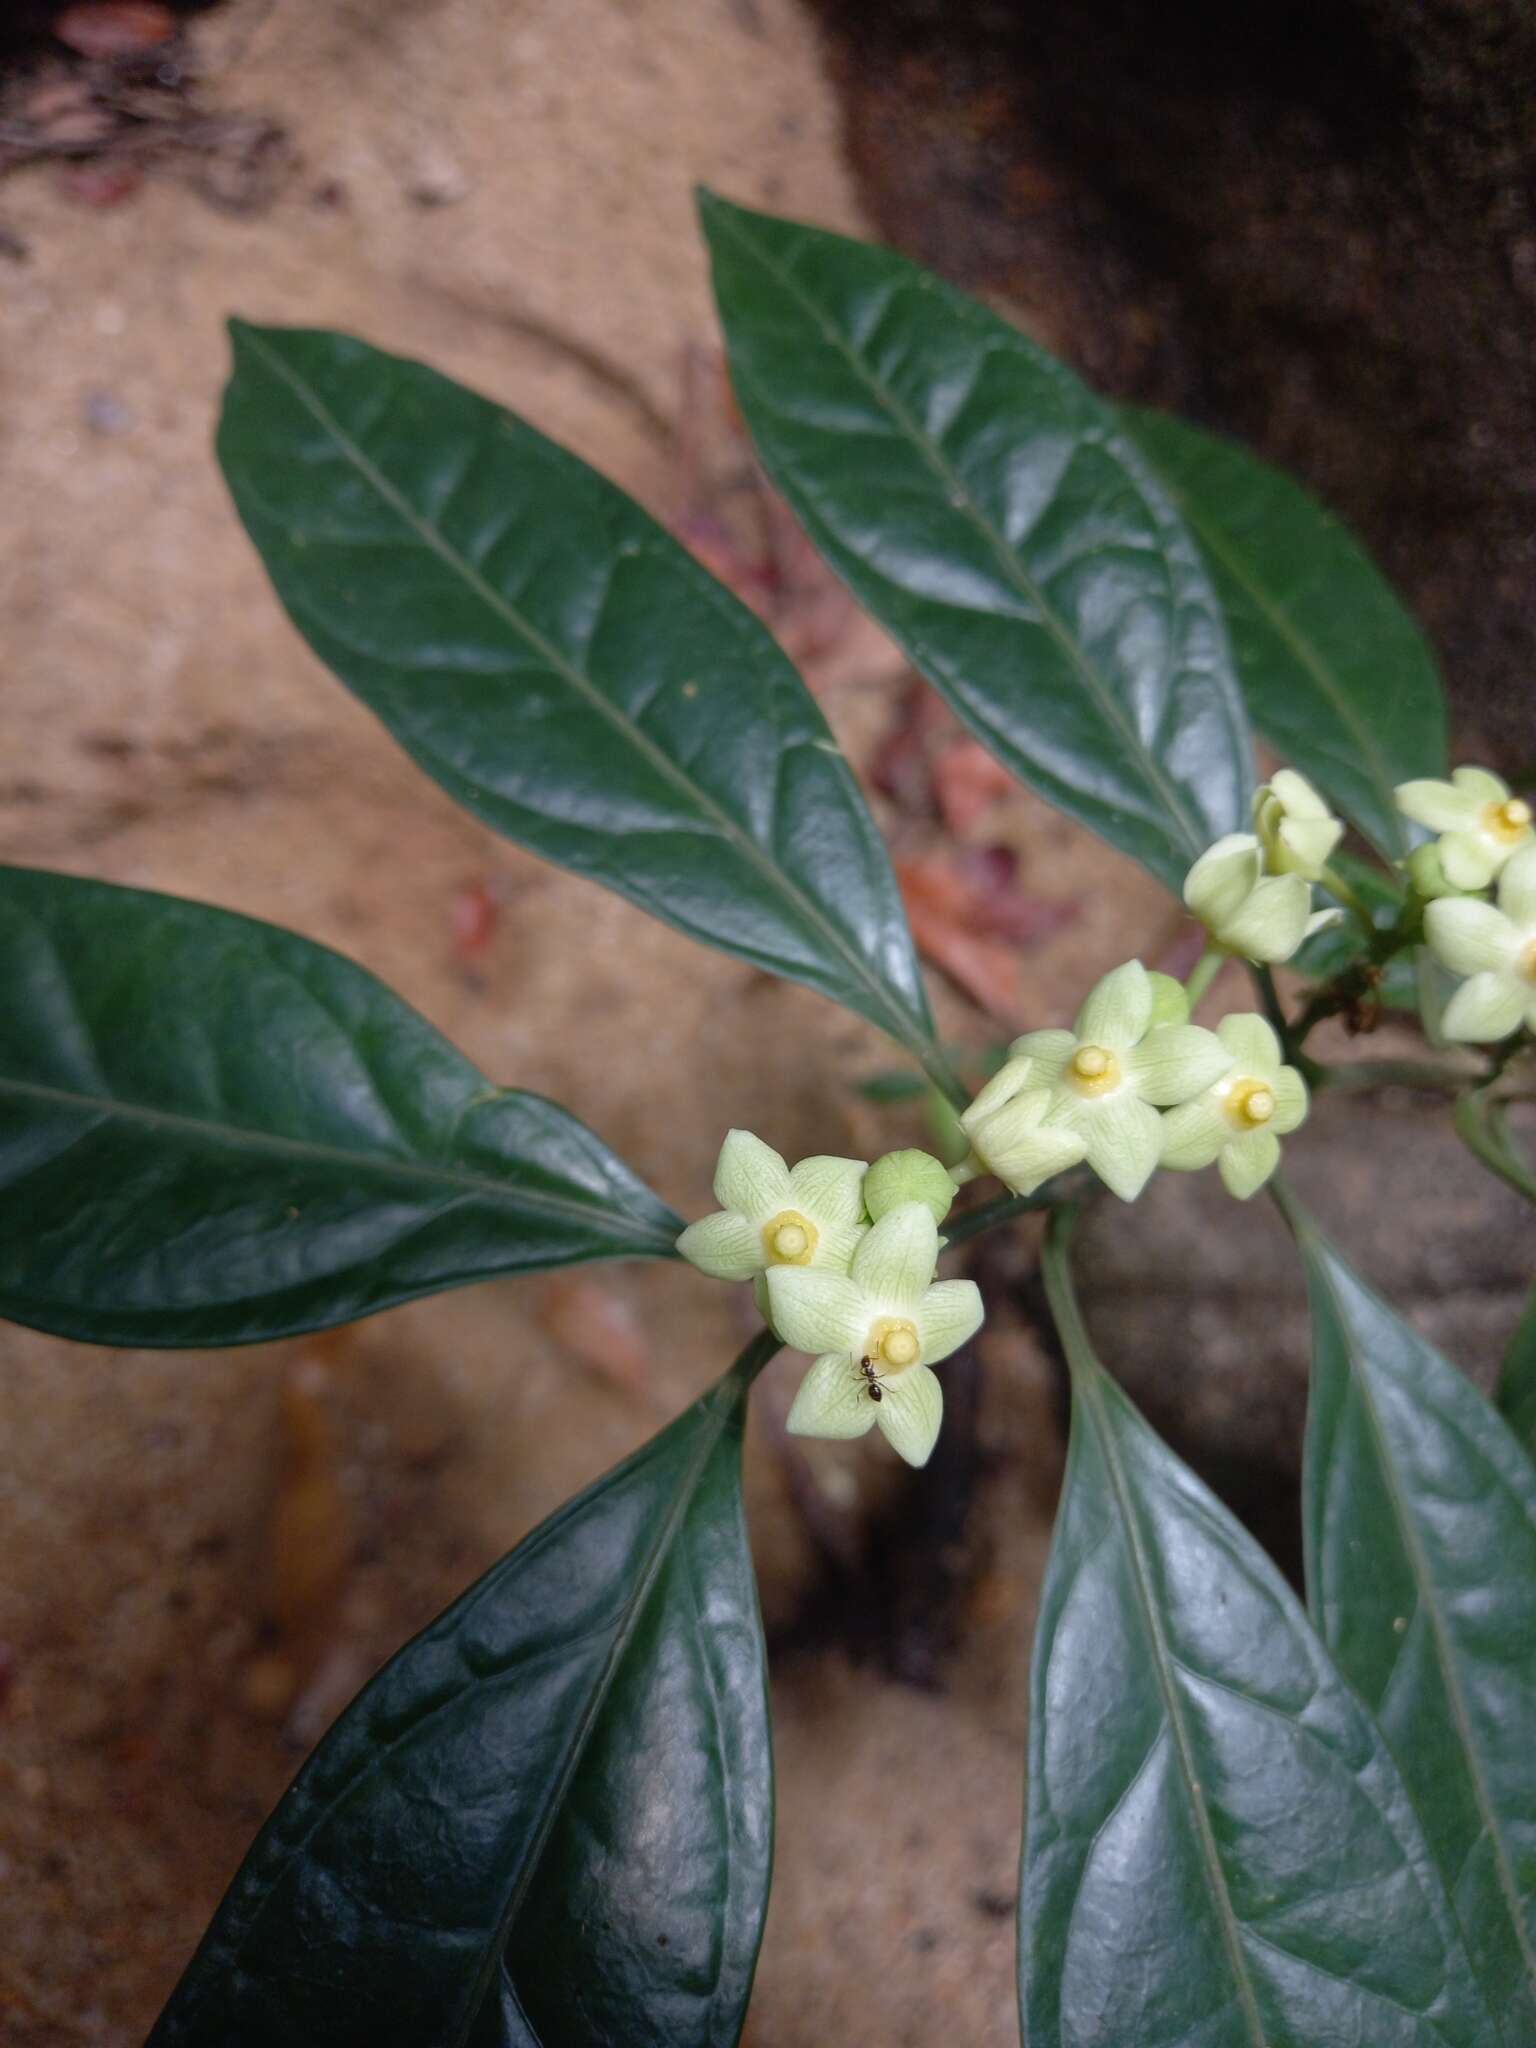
{"left": 858, "top": 1355, "right": 887, "bottom": 1403}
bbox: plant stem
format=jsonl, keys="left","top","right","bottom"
{"left": 1454, "top": 1090, "right": 1536, "bottom": 1203}
{"left": 1183, "top": 947, "right": 1224, "bottom": 1011}
{"left": 1313, "top": 1057, "right": 1483, "bottom": 1094}
{"left": 944, "top": 1170, "right": 1092, "bottom": 1245}
{"left": 1039, "top": 1203, "right": 1096, "bottom": 1385}
{"left": 1319, "top": 863, "right": 1378, "bottom": 941}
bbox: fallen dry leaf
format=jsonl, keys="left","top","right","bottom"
{"left": 932, "top": 736, "right": 1015, "bottom": 837}
{"left": 897, "top": 846, "right": 1076, "bottom": 1023}
{"left": 52, "top": 2, "right": 176, "bottom": 60}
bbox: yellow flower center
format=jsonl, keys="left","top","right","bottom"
{"left": 1069, "top": 1044, "right": 1122, "bottom": 1097}
{"left": 1521, "top": 938, "right": 1536, "bottom": 985}
{"left": 1224, "top": 1077, "right": 1277, "bottom": 1128}
{"left": 1484, "top": 797, "right": 1533, "bottom": 845}
{"left": 866, "top": 1316, "right": 921, "bottom": 1372}
{"left": 762, "top": 1210, "right": 818, "bottom": 1266}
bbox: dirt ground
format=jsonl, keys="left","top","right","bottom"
{"left": 0, "top": 5, "right": 1529, "bottom": 2045}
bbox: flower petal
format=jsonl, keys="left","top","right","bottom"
{"left": 916, "top": 1278, "right": 984, "bottom": 1363}
{"left": 809, "top": 1219, "right": 867, "bottom": 1274}
{"left": 1270, "top": 768, "right": 1331, "bottom": 819}
{"left": 1075, "top": 960, "right": 1152, "bottom": 1049}
{"left": 975, "top": 1097, "right": 1089, "bottom": 1195}
{"left": 1184, "top": 834, "right": 1262, "bottom": 927}
{"left": 1218, "top": 874, "right": 1311, "bottom": 962}
{"left": 1129, "top": 1024, "right": 1232, "bottom": 1106}
{"left": 676, "top": 1209, "right": 762, "bottom": 1280}
{"left": 1214, "top": 1012, "right": 1282, "bottom": 1077}
{"left": 1441, "top": 971, "right": 1527, "bottom": 1043}
{"left": 766, "top": 1267, "right": 868, "bottom": 1357}
{"left": 1079, "top": 1093, "right": 1164, "bottom": 1202}
{"left": 713, "top": 1128, "right": 792, "bottom": 1219}
{"left": 1439, "top": 831, "right": 1499, "bottom": 892}
{"left": 962, "top": 1053, "right": 1037, "bottom": 1129}
{"left": 1499, "top": 842, "right": 1536, "bottom": 925}
{"left": 1395, "top": 777, "right": 1479, "bottom": 833}
{"left": 1146, "top": 972, "right": 1190, "bottom": 1028}
{"left": 786, "top": 1354, "right": 879, "bottom": 1440}
{"left": 1424, "top": 897, "right": 1519, "bottom": 977}
{"left": 850, "top": 1202, "right": 939, "bottom": 1311}
{"left": 1004, "top": 1030, "right": 1076, "bottom": 1084}
{"left": 1218, "top": 1130, "right": 1281, "bottom": 1200}
{"left": 1452, "top": 765, "right": 1509, "bottom": 805}
{"left": 1271, "top": 1065, "right": 1309, "bottom": 1135}
{"left": 1158, "top": 1098, "right": 1228, "bottom": 1172}
{"left": 876, "top": 1363, "right": 944, "bottom": 1468}
{"left": 789, "top": 1153, "right": 869, "bottom": 1226}
{"left": 1279, "top": 813, "right": 1343, "bottom": 877}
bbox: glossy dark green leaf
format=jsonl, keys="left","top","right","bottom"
{"left": 0, "top": 866, "right": 679, "bottom": 1347}
{"left": 1297, "top": 1227, "right": 1536, "bottom": 2040}
{"left": 1292, "top": 851, "right": 1418, "bottom": 1010}
{"left": 1024, "top": 1215, "right": 1495, "bottom": 2047}
{"left": 1121, "top": 406, "right": 1446, "bottom": 860}
{"left": 218, "top": 322, "right": 934, "bottom": 1063}
{"left": 151, "top": 1338, "right": 775, "bottom": 2048}
{"left": 699, "top": 192, "right": 1253, "bottom": 895}
{"left": 1497, "top": 1281, "right": 1536, "bottom": 1461}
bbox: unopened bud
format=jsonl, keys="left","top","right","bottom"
{"left": 863, "top": 1148, "right": 956, "bottom": 1225}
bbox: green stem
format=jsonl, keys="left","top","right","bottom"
{"left": 1039, "top": 1203, "right": 1096, "bottom": 1384}
{"left": 1183, "top": 947, "right": 1224, "bottom": 1011}
{"left": 944, "top": 1169, "right": 1093, "bottom": 1245}
{"left": 732, "top": 1322, "right": 784, "bottom": 1390}
{"left": 1318, "top": 863, "right": 1378, "bottom": 941}
{"left": 1454, "top": 1090, "right": 1536, "bottom": 1203}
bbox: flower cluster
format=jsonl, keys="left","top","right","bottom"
{"left": 959, "top": 959, "right": 1308, "bottom": 1205}
{"left": 1403, "top": 765, "right": 1536, "bottom": 1042}
{"left": 1183, "top": 770, "right": 1344, "bottom": 963}
{"left": 678, "top": 1132, "right": 980, "bottom": 1466}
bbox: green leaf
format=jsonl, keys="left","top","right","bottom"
{"left": 1121, "top": 406, "right": 1447, "bottom": 861}
{"left": 1292, "top": 851, "right": 1418, "bottom": 1009}
{"left": 699, "top": 191, "right": 1253, "bottom": 895}
{"left": 1297, "top": 1228, "right": 1536, "bottom": 2040}
{"left": 217, "top": 322, "right": 934, "bottom": 1063}
{"left": 0, "top": 866, "right": 679, "bottom": 1348}
{"left": 150, "top": 1338, "right": 775, "bottom": 2048}
{"left": 1497, "top": 1281, "right": 1536, "bottom": 1461}
{"left": 1026, "top": 1212, "right": 1496, "bottom": 2047}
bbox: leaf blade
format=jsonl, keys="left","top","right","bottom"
{"left": 700, "top": 191, "right": 1254, "bottom": 893}
{"left": 0, "top": 866, "right": 679, "bottom": 1347}
{"left": 217, "top": 322, "right": 933, "bottom": 1055}
{"left": 1298, "top": 1232, "right": 1536, "bottom": 2040}
{"left": 1496, "top": 1280, "right": 1536, "bottom": 1462}
{"left": 1025, "top": 1217, "right": 1496, "bottom": 2047}
{"left": 150, "top": 1345, "right": 774, "bottom": 2048}
{"left": 1120, "top": 406, "right": 1447, "bottom": 860}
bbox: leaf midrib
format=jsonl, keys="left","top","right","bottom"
{"left": 1081, "top": 1367, "right": 1270, "bottom": 2048}
{"left": 706, "top": 204, "right": 1214, "bottom": 863}
{"left": 1313, "top": 1248, "right": 1536, "bottom": 2018}
{"left": 0, "top": 1073, "right": 677, "bottom": 1249}
{"left": 235, "top": 327, "right": 925, "bottom": 1055}
{"left": 1164, "top": 485, "right": 1408, "bottom": 856}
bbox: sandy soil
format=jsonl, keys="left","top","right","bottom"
{"left": 0, "top": 6, "right": 1529, "bottom": 2045}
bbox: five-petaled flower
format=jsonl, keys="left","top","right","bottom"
{"left": 770, "top": 1202, "right": 982, "bottom": 1468}
{"left": 1158, "top": 1014, "right": 1309, "bottom": 1199}
{"left": 1253, "top": 769, "right": 1343, "bottom": 882}
{"left": 1395, "top": 766, "right": 1534, "bottom": 893}
{"left": 676, "top": 1130, "right": 867, "bottom": 1301}
{"left": 963, "top": 960, "right": 1231, "bottom": 1203}
{"left": 1424, "top": 841, "right": 1536, "bottom": 1042}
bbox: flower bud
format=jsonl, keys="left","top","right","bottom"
{"left": 863, "top": 1148, "right": 956, "bottom": 1225}
{"left": 1405, "top": 842, "right": 1468, "bottom": 902}
{"left": 1253, "top": 769, "right": 1343, "bottom": 881}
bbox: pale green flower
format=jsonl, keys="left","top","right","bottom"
{"left": 1405, "top": 842, "right": 1470, "bottom": 902}
{"left": 1395, "top": 766, "right": 1533, "bottom": 892}
{"left": 1424, "top": 842, "right": 1536, "bottom": 1041}
{"left": 862, "top": 1148, "right": 956, "bottom": 1225}
{"left": 1253, "top": 768, "right": 1343, "bottom": 881}
{"left": 1183, "top": 833, "right": 1337, "bottom": 963}
{"left": 1159, "top": 1014, "right": 1309, "bottom": 1199}
{"left": 771, "top": 1202, "right": 982, "bottom": 1468}
{"left": 677, "top": 1129, "right": 866, "bottom": 1284}
{"left": 969, "top": 960, "right": 1232, "bottom": 1203}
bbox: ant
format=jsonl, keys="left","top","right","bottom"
{"left": 857, "top": 1355, "right": 887, "bottom": 1403}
